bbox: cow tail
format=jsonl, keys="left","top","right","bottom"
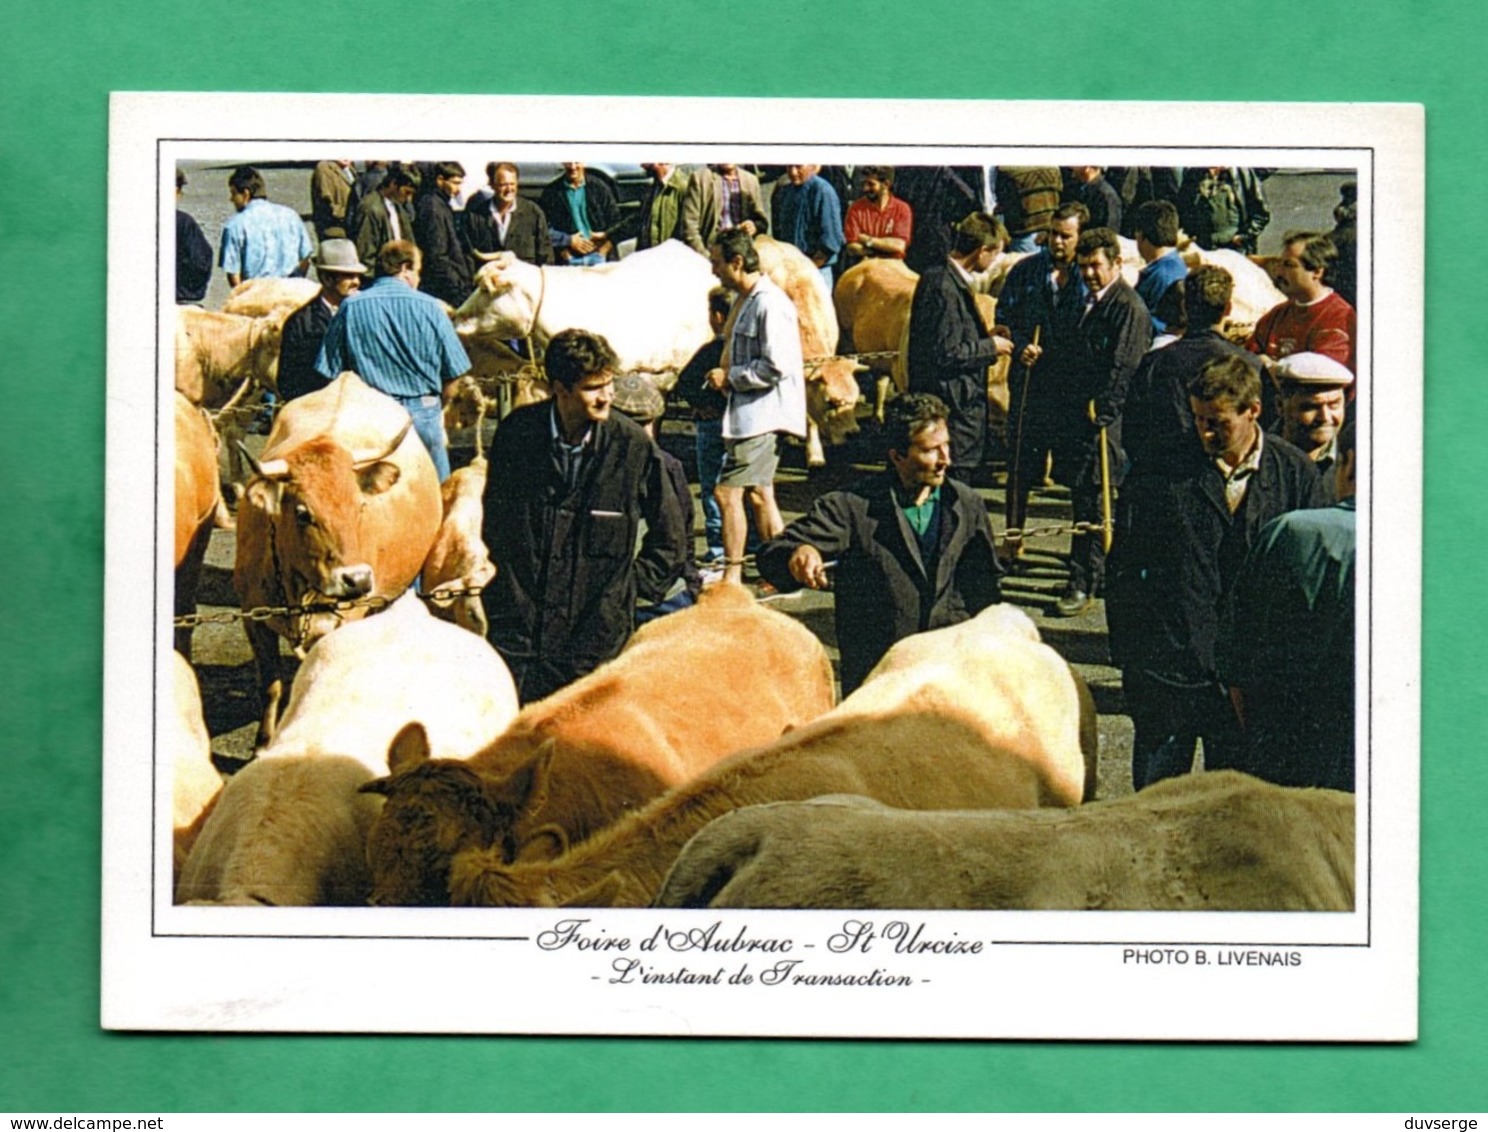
{"left": 653, "top": 815, "right": 766, "bottom": 909}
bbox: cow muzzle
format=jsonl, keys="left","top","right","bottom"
{"left": 326, "top": 563, "right": 374, "bottom": 598}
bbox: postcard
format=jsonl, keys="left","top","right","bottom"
{"left": 102, "top": 93, "right": 1421, "bottom": 1039}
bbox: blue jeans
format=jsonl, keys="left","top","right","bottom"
{"left": 398, "top": 393, "right": 450, "bottom": 482}
{"left": 695, "top": 418, "right": 725, "bottom": 559}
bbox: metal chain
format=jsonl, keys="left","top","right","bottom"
{"left": 1002, "top": 520, "right": 1110, "bottom": 542}
{"left": 210, "top": 399, "right": 282, "bottom": 424}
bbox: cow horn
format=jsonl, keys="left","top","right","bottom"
{"left": 472, "top": 249, "right": 506, "bottom": 262}
{"left": 236, "top": 442, "right": 288, "bottom": 479}
{"left": 352, "top": 419, "right": 414, "bottom": 468}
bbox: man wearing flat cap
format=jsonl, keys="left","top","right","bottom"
{"left": 277, "top": 238, "right": 367, "bottom": 403}
{"left": 1271, "top": 351, "right": 1354, "bottom": 503}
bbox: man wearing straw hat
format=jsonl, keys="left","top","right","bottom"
{"left": 278, "top": 239, "right": 367, "bottom": 403}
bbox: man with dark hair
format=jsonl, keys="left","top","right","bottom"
{"left": 1217, "top": 418, "right": 1357, "bottom": 792}
{"left": 1105, "top": 353, "right": 1327, "bottom": 790}
{"left": 843, "top": 165, "right": 914, "bottom": 268}
{"left": 175, "top": 169, "right": 212, "bottom": 305}
{"left": 1176, "top": 166, "right": 1270, "bottom": 254}
{"left": 1122, "top": 264, "right": 1261, "bottom": 477}
{"left": 480, "top": 328, "right": 688, "bottom": 702}
{"left": 314, "top": 240, "right": 470, "bottom": 482}
{"left": 277, "top": 238, "right": 365, "bottom": 402}
{"left": 462, "top": 162, "right": 553, "bottom": 266}
{"left": 352, "top": 163, "right": 419, "bottom": 282}
{"left": 540, "top": 162, "right": 623, "bottom": 265}
{"left": 219, "top": 165, "right": 313, "bottom": 287}
{"left": 1249, "top": 230, "right": 1356, "bottom": 373}
{"left": 771, "top": 164, "right": 845, "bottom": 288}
{"left": 706, "top": 228, "right": 806, "bottom": 586}
{"left": 679, "top": 286, "right": 738, "bottom": 564}
{"left": 1132, "top": 200, "right": 1186, "bottom": 334}
{"left": 1064, "top": 166, "right": 1123, "bottom": 234}
{"left": 412, "top": 161, "right": 474, "bottom": 307}
{"left": 757, "top": 392, "right": 1004, "bottom": 695}
{"left": 1037, "top": 226, "right": 1153, "bottom": 616}
{"left": 906, "top": 211, "right": 1015, "bottom": 483}
{"left": 998, "top": 200, "right": 1090, "bottom": 555}
{"left": 681, "top": 163, "right": 770, "bottom": 257}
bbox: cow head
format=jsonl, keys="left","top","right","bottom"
{"left": 807, "top": 357, "right": 867, "bottom": 447}
{"left": 451, "top": 254, "right": 536, "bottom": 339}
{"left": 361, "top": 726, "right": 565, "bottom": 906}
{"left": 238, "top": 420, "right": 411, "bottom": 613}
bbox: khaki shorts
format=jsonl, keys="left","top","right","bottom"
{"left": 718, "top": 431, "right": 779, "bottom": 488}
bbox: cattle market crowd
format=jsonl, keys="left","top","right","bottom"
{"left": 169, "top": 160, "right": 1360, "bottom": 910}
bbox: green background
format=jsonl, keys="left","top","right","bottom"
{"left": 0, "top": 0, "right": 1474, "bottom": 1112}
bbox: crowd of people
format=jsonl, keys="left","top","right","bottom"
{"left": 176, "top": 160, "right": 1361, "bottom": 796}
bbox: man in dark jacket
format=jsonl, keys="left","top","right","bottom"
{"left": 1105, "top": 354, "right": 1327, "bottom": 790}
{"left": 276, "top": 239, "right": 366, "bottom": 402}
{"left": 352, "top": 163, "right": 418, "bottom": 283}
{"left": 1052, "top": 226, "right": 1153, "bottom": 615}
{"left": 906, "top": 211, "right": 1015, "bottom": 482}
{"left": 413, "top": 161, "right": 475, "bottom": 307}
{"left": 480, "top": 329, "right": 688, "bottom": 703}
{"left": 175, "top": 168, "right": 213, "bottom": 304}
{"left": 1175, "top": 167, "right": 1270, "bottom": 254}
{"left": 540, "top": 163, "right": 623, "bottom": 265}
{"left": 757, "top": 393, "right": 1004, "bottom": 696}
{"left": 462, "top": 162, "right": 553, "bottom": 266}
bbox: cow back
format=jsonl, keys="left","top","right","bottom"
{"left": 174, "top": 394, "right": 220, "bottom": 566}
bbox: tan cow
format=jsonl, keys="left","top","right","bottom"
{"left": 175, "top": 308, "right": 283, "bottom": 408}
{"left": 753, "top": 235, "right": 865, "bottom": 466}
{"left": 232, "top": 372, "right": 443, "bottom": 744}
{"left": 174, "top": 393, "right": 231, "bottom": 655}
{"left": 445, "top": 603, "right": 1094, "bottom": 908}
{"left": 834, "top": 258, "right": 1010, "bottom": 424}
{"left": 221, "top": 276, "right": 322, "bottom": 323}
{"left": 169, "top": 652, "right": 223, "bottom": 891}
{"left": 362, "top": 584, "right": 836, "bottom": 906}
{"left": 655, "top": 771, "right": 1355, "bottom": 911}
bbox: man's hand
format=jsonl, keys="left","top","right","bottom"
{"left": 569, "top": 233, "right": 596, "bottom": 255}
{"left": 993, "top": 335, "right": 1015, "bottom": 357}
{"left": 788, "top": 544, "right": 831, "bottom": 590}
{"left": 705, "top": 366, "right": 729, "bottom": 393}
{"left": 1020, "top": 342, "right": 1043, "bottom": 368}
{"left": 739, "top": 219, "right": 757, "bottom": 236}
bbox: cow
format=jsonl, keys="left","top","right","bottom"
{"left": 257, "top": 590, "right": 518, "bottom": 763}
{"left": 419, "top": 455, "right": 496, "bottom": 637}
{"left": 753, "top": 235, "right": 865, "bottom": 466}
{"left": 443, "top": 604, "right": 1095, "bottom": 909}
{"left": 655, "top": 771, "right": 1355, "bottom": 911}
{"left": 232, "top": 372, "right": 443, "bottom": 746}
{"left": 175, "top": 307, "right": 282, "bottom": 409}
{"left": 176, "top": 307, "right": 285, "bottom": 486}
{"left": 452, "top": 241, "right": 715, "bottom": 384}
{"left": 169, "top": 652, "right": 223, "bottom": 890}
{"left": 174, "top": 393, "right": 232, "bottom": 655}
{"left": 220, "top": 276, "right": 322, "bottom": 323}
{"left": 361, "top": 583, "right": 836, "bottom": 906}
{"left": 833, "top": 258, "right": 1009, "bottom": 424}
{"left": 176, "top": 753, "right": 384, "bottom": 906}
{"left": 176, "top": 592, "right": 520, "bottom": 907}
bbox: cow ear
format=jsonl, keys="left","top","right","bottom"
{"left": 359, "top": 776, "right": 392, "bottom": 796}
{"left": 514, "top": 822, "right": 569, "bottom": 862}
{"left": 358, "top": 460, "right": 402, "bottom": 495}
{"left": 387, "top": 722, "right": 431, "bottom": 776}
{"left": 561, "top": 872, "right": 628, "bottom": 908}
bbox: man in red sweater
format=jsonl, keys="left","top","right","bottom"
{"left": 1249, "top": 230, "right": 1356, "bottom": 374}
{"left": 842, "top": 165, "right": 914, "bottom": 270}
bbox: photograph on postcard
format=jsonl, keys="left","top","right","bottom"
{"left": 103, "top": 94, "right": 1421, "bottom": 1039}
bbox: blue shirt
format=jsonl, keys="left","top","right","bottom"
{"left": 218, "top": 198, "right": 313, "bottom": 279}
{"left": 772, "top": 176, "right": 844, "bottom": 268}
{"left": 1135, "top": 250, "right": 1189, "bottom": 333}
{"left": 315, "top": 277, "right": 471, "bottom": 398}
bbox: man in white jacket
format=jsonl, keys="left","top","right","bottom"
{"left": 705, "top": 228, "right": 807, "bottom": 586}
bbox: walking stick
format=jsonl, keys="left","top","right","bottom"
{"left": 1005, "top": 325, "right": 1040, "bottom": 557}
{"left": 1088, "top": 399, "right": 1113, "bottom": 554}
